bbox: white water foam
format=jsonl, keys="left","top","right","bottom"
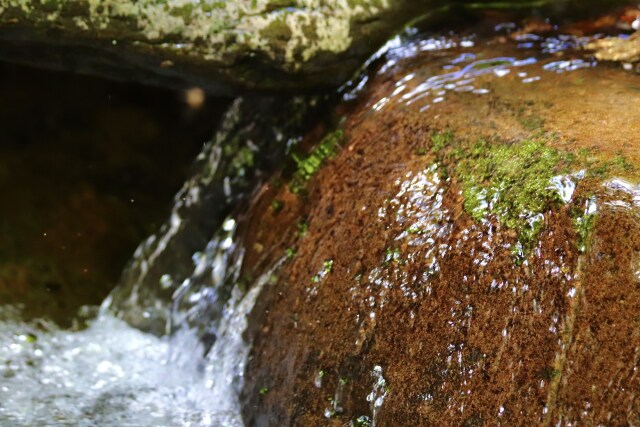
{"left": 0, "top": 304, "right": 247, "bottom": 427}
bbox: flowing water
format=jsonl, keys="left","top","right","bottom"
{"left": 1, "top": 8, "right": 639, "bottom": 427}
{"left": 0, "top": 211, "right": 273, "bottom": 426}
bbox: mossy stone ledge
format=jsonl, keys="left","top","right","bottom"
{"left": 0, "top": 0, "right": 630, "bottom": 93}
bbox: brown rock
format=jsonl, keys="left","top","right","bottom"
{"left": 238, "top": 29, "right": 640, "bottom": 426}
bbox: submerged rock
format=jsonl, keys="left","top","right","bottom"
{"left": 232, "top": 27, "right": 640, "bottom": 425}
{"left": 588, "top": 31, "right": 640, "bottom": 63}
{"left": 0, "top": 0, "right": 629, "bottom": 93}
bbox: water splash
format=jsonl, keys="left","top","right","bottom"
{"left": 366, "top": 365, "right": 388, "bottom": 427}
{"left": 0, "top": 190, "right": 280, "bottom": 427}
{"left": 106, "top": 96, "right": 318, "bottom": 335}
{"left": 0, "top": 307, "right": 232, "bottom": 426}
{"left": 0, "top": 246, "right": 279, "bottom": 427}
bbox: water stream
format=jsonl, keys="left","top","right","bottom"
{"left": 1, "top": 8, "right": 639, "bottom": 426}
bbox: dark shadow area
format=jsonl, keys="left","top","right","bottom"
{"left": 0, "top": 62, "right": 231, "bottom": 326}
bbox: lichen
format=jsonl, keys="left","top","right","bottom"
{"left": 0, "top": 0, "right": 391, "bottom": 69}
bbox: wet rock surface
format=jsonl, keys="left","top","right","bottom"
{"left": 1, "top": 4, "right": 640, "bottom": 427}
{"left": 237, "top": 20, "right": 640, "bottom": 426}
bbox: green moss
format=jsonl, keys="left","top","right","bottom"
{"left": 289, "top": 130, "right": 344, "bottom": 194}
{"left": 406, "top": 224, "right": 423, "bottom": 235}
{"left": 574, "top": 213, "right": 596, "bottom": 254}
{"left": 573, "top": 149, "right": 636, "bottom": 179}
{"left": 312, "top": 259, "right": 333, "bottom": 283}
{"left": 572, "top": 195, "right": 597, "bottom": 254}
{"left": 518, "top": 114, "right": 545, "bottom": 132}
{"left": 228, "top": 145, "right": 255, "bottom": 177}
{"left": 427, "top": 130, "right": 638, "bottom": 260}
{"left": 351, "top": 415, "right": 372, "bottom": 427}
{"left": 285, "top": 247, "right": 296, "bottom": 259}
{"left": 431, "top": 130, "right": 453, "bottom": 152}
{"left": 383, "top": 247, "right": 401, "bottom": 266}
{"left": 296, "top": 220, "right": 309, "bottom": 238}
{"left": 541, "top": 366, "right": 561, "bottom": 380}
{"left": 454, "top": 138, "right": 564, "bottom": 256}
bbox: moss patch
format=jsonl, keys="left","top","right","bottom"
{"left": 455, "top": 138, "right": 565, "bottom": 256}
{"left": 289, "top": 129, "right": 344, "bottom": 194}
{"left": 430, "top": 131, "right": 637, "bottom": 259}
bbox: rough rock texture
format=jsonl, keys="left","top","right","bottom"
{"left": 237, "top": 31, "right": 640, "bottom": 426}
{"left": 0, "top": 0, "right": 423, "bottom": 93}
{"left": 0, "top": 0, "right": 628, "bottom": 93}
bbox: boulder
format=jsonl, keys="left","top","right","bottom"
{"left": 235, "top": 29, "right": 640, "bottom": 425}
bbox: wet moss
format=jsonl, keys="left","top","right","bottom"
{"left": 431, "top": 130, "right": 453, "bottom": 152}
{"left": 429, "top": 131, "right": 638, "bottom": 259}
{"left": 289, "top": 129, "right": 344, "bottom": 194}
{"left": 518, "top": 114, "right": 545, "bottom": 132}
{"left": 296, "top": 220, "right": 309, "bottom": 238}
{"left": 351, "top": 415, "right": 372, "bottom": 427}
{"left": 227, "top": 144, "right": 256, "bottom": 177}
{"left": 271, "top": 199, "right": 284, "bottom": 214}
{"left": 453, "top": 138, "right": 565, "bottom": 256}
{"left": 382, "top": 247, "right": 401, "bottom": 266}
{"left": 572, "top": 195, "right": 597, "bottom": 254}
{"left": 311, "top": 259, "right": 334, "bottom": 283}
